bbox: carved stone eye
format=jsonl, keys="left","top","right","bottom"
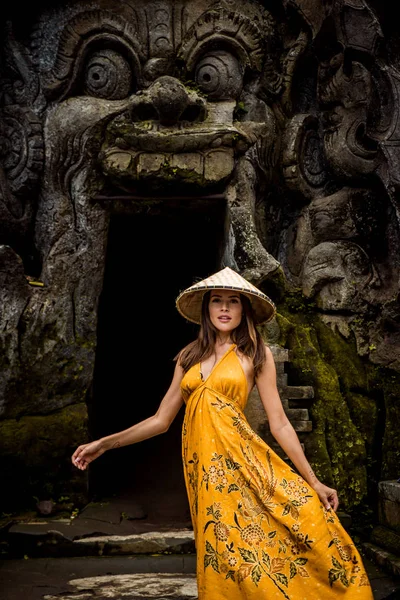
{"left": 195, "top": 50, "right": 243, "bottom": 100}
{"left": 84, "top": 49, "right": 133, "bottom": 100}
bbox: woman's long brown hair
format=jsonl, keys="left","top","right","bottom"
{"left": 177, "top": 292, "right": 267, "bottom": 376}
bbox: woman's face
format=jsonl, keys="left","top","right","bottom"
{"left": 208, "top": 290, "right": 243, "bottom": 333}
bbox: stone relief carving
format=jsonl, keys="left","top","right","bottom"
{"left": 1, "top": 0, "right": 400, "bottom": 509}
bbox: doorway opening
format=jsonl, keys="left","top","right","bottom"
{"left": 89, "top": 200, "right": 227, "bottom": 527}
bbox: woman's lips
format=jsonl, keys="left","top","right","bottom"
{"left": 218, "top": 316, "right": 231, "bottom": 322}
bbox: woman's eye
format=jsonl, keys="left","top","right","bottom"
{"left": 194, "top": 50, "right": 243, "bottom": 100}
{"left": 83, "top": 49, "right": 134, "bottom": 100}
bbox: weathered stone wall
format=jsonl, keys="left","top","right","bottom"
{"left": 0, "top": 0, "right": 399, "bottom": 516}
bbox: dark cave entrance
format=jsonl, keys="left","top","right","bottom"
{"left": 89, "top": 200, "right": 227, "bottom": 526}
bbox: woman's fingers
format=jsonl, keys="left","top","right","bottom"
{"left": 72, "top": 440, "right": 104, "bottom": 470}
{"left": 330, "top": 489, "right": 339, "bottom": 511}
{"left": 315, "top": 482, "right": 339, "bottom": 512}
{"left": 72, "top": 444, "right": 90, "bottom": 468}
{"left": 72, "top": 444, "right": 87, "bottom": 462}
{"left": 75, "top": 455, "right": 89, "bottom": 470}
{"left": 325, "top": 489, "right": 339, "bottom": 511}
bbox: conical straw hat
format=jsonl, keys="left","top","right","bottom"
{"left": 176, "top": 267, "right": 276, "bottom": 325}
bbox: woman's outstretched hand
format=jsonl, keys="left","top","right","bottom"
{"left": 313, "top": 481, "right": 339, "bottom": 511}
{"left": 72, "top": 440, "right": 105, "bottom": 470}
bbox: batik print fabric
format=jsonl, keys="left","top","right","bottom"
{"left": 180, "top": 344, "right": 373, "bottom": 600}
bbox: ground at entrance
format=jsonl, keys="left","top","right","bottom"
{"left": 0, "top": 553, "right": 399, "bottom": 599}
{"left": 1, "top": 497, "right": 400, "bottom": 600}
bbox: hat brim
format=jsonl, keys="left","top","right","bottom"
{"left": 176, "top": 285, "right": 276, "bottom": 325}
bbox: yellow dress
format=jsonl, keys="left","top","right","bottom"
{"left": 181, "top": 344, "right": 373, "bottom": 599}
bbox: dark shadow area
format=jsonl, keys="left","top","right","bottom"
{"left": 89, "top": 201, "right": 226, "bottom": 525}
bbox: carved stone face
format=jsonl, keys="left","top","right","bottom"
{"left": 36, "top": 0, "right": 274, "bottom": 197}
{"left": 0, "top": 0, "right": 282, "bottom": 509}
{"left": 2, "top": 0, "right": 400, "bottom": 517}
{"left": 2, "top": 0, "right": 400, "bottom": 388}
{"left": 0, "top": 0, "right": 279, "bottom": 421}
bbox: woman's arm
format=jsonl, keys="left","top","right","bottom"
{"left": 256, "top": 346, "right": 339, "bottom": 511}
{"left": 72, "top": 360, "right": 185, "bottom": 470}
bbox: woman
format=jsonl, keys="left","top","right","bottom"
{"left": 72, "top": 267, "right": 373, "bottom": 599}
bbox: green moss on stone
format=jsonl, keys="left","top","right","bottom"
{"left": 275, "top": 307, "right": 368, "bottom": 510}
{"left": 0, "top": 403, "right": 89, "bottom": 512}
{"left": 271, "top": 280, "right": 400, "bottom": 520}
{"left": 345, "top": 392, "right": 377, "bottom": 448}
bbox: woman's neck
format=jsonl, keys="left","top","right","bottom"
{"left": 215, "top": 335, "right": 232, "bottom": 347}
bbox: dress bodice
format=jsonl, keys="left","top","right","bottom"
{"left": 180, "top": 344, "right": 248, "bottom": 410}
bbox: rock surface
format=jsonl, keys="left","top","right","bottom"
{"left": 0, "top": 0, "right": 400, "bottom": 522}
{"left": 43, "top": 573, "right": 198, "bottom": 599}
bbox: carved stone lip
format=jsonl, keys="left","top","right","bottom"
{"left": 106, "top": 125, "right": 248, "bottom": 153}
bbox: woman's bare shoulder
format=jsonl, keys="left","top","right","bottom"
{"left": 255, "top": 344, "right": 276, "bottom": 380}
{"left": 264, "top": 344, "right": 274, "bottom": 359}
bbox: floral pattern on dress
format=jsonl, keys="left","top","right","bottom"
{"left": 180, "top": 344, "right": 373, "bottom": 599}
{"left": 187, "top": 452, "right": 199, "bottom": 516}
{"left": 201, "top": 448, "right": 369, "bottom": 596}
{"left": 201, "top": 452, "right": 317, "bottom": 598}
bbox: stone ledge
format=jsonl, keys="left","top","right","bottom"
{"left": 371, "top": 525, "right": 400, "bottom": 556}
{"left": 270, "top": 345, "right": 289, "bottom": 362}
{"left": 5, "top": 525, "right": 195, "bottom": 558}
{"left": 280, "top": 385, "right": 314, "bottom": 400}
{"left": 363, "top": 542, "right": 400, "bottom": 579}
{"left": 286, "top": 408, "right": 310, "bottom": 420}
{"left": 379, "top": 497, "right": 400, "bottom": 533}
{"left": 378, "top": 481, "right": 400, "bottom": 503}
{"left": 75, "top": 530, "right": 196, "bottom": 556}
{"left": 42, "top": 573, "right": 198, "bottom": 599}
{"left": 291, "top": 420, "right": 313, "bottom": 432}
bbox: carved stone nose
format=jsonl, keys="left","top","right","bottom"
{"left": 149, "top": 76, "right": 190, "bottom": 124}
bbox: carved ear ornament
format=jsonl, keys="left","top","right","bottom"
{"left": 0, "top": 105, "right": 43, "bottom": 218}
{"left": 282, "top": 114, "right": 327, "bottom": 198}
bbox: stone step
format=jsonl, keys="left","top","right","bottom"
{"left": 291, "top": 420, "right": 313, "bottom": 432}
{"left": 278, "top": 373, "right": 288, "bottom": 386}
{"left": 280, "top": 385, "right": 314, "bottom": 400}
{"left": 42, "top": 573, "right": 199, "bottom": 599}
{"left": 378, "top": 480, "right": 400, "bottom": 532}
{"left": 270, "top": 345, "right": 289, "bottom": 362}
{"left": 378, "top": 480, "right": 400, "bottom": 503}
{"left": 5, "top": 526, "right": 195, "bottom": 559}
{"left": 75, "top": 531, "right": 196, "bottom": 557}
{"left": 363, "top": 542, "right": 400, "bottom": 579}
{"left": 275, "top": 362, "right": 285, "bottom": 374}
{"left": 286, "top": 408, "right": 310, "bottom": 420}
{"left": 371, "top": 525, "right": 400, "bottom": 557}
